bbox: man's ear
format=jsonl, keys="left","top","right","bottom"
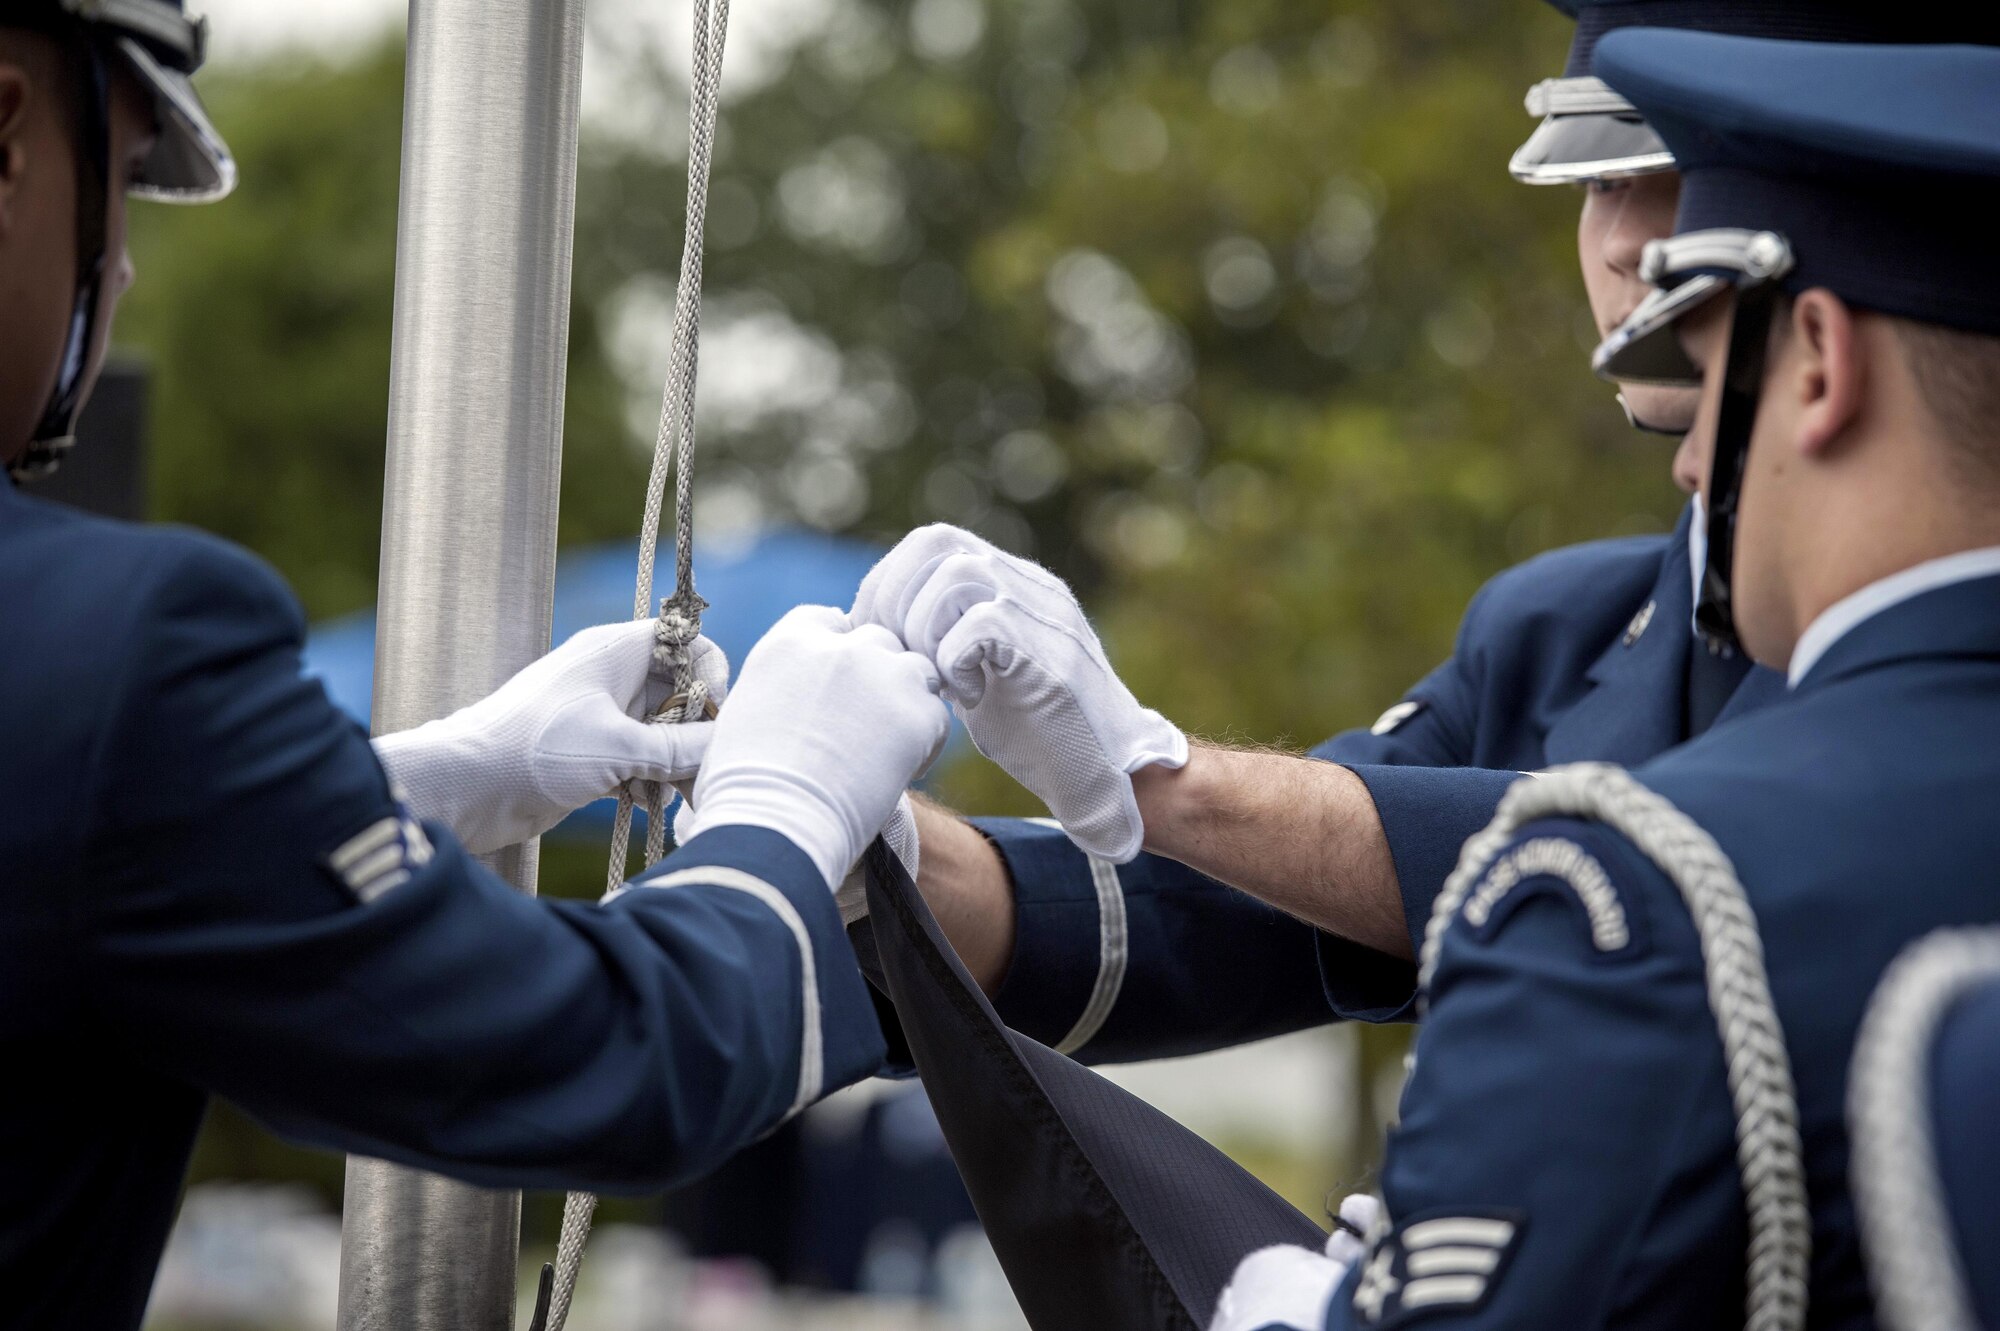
{"left": 0, "top": 63, "right": 32, "bottom": 235}
{"left": 1785, "top": 287, "right": 1864, "bottom": 458}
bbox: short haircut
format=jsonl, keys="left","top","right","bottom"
{"left": 1897, "top": 319, "right": 2000, "bottom": 484}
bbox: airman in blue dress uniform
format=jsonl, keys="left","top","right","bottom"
{"left": 1270, "top": 32, "right": 2000, "bottom": 1330}
{"left": 0, "top": 5, "right": 947, "bottom": 1325}
{"left": 858, "top": 1, "right": 1997, "bottom": 1063}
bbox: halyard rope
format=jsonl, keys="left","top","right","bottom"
{"left": 1847, "top": 926, "right": 2000, "bottom": 1331}
{"left": 538, "top": 1, "right": 733, "bottom": 1326}
{"left": 1420, "top": 764, "right": 1811, "bottom": 1331}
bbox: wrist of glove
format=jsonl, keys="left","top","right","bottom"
{"left": 678, "top": 789, "right": 917, "bottom": 926}
{"left": 679, "top": 607, "right": 948, "bottom": 890}
{"left": 374, "top": 620, "right": 727, "bottom": 855}
{"left": 1209, "top": 1196, "right": 1381, "bottom": 1331}
{"left": 852, "top": 524, "right": 1185, "bottom": 862}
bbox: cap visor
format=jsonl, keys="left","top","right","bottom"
{"left": 117, "top": 38, "right": 236, "bottom": 203}
{"left": 1592, "top": 274, "right": 1727, "bottom": 385}
{"left": 1510, "top": 114, "right": 1674, "bottom": 185}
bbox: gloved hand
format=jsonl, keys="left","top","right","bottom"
{"left": 373, "top": 620, "right": 727, "bottom": 855}
{"left": 679, "top": 606, "right": 950, "bottom": 889}
{"left": 676, "top": 789, "right": 917, "bottom": 925}
{"left": 851, "top": 524, "right": 1186, "bottom": 862}
{"left": 1209, "top": 1195, "right": 1381, "bottom": 1331}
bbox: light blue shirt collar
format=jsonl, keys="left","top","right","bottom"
{"left": 1687, "top": 495, "right": 1706, "bottom": 638}
{"left": 1788, "top": 546, "right": 2000, "bottom": 688}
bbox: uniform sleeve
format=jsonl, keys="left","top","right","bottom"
{"left": 1311, "top": 579, "right": 1538, "bottom": 1018}
{"left": 951, "top": 568, "right": 1609, "bottom": 1052}
{"left": 75, "top": 539, "right": 883, "bottom": 1194}
{"left": 973, "top": 819, "right": 1346, "bottom": 1063}
{"left": 1325, "top": 817, "right": 1743, "bottom": 1331}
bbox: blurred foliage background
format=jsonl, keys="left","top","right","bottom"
{"left": 111, "top": 0, "right": 1686, "bottom": 1273}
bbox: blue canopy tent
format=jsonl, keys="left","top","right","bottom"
{"left": 303, "top": 526, "right": 891, "bottom": 839}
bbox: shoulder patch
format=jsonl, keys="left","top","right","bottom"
{"left": 1371, "top": 700, "right": 1425, "bottom": 736}
{"left": 1350, "top": 1208, "right": 1524, "bottom": 1328}
{"left": 1456, "top": 836, "right": 1646, "bottom": 961}
{"left": 325, "top": 806, "right": 434, "bottom": 903}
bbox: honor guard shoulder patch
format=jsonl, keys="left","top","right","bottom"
{"left": 1372, "top": 700, "right": 1425, "bottom": 736}
{"left": 1350, "top": 1209, "right": 1524, "bottom": 1327}
{"left": 1456, "top": 835, "right": 1648, "bottom": 963}
{"left": 325, "top": 806, "right": 434, "bottom": 903}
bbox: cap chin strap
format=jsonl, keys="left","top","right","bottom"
{"left": 10, "top": 33, "right": 111, "bottom": 484}
{"left": 1694, "top": 280, "right": 1783, "bottom": 655}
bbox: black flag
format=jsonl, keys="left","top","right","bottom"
{"left": 852, "top": 841, "right": 1328, "bottom": 1331}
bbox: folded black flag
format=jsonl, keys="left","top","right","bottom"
{"left": 853, "top": 841, "right": 1328, "bottom": 1331}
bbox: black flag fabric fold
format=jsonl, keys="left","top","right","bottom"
{"left": 852, "top": 840, "right": 1328, "bottom": 1331}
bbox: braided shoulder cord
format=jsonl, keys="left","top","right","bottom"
{"left": 1847, "top": 927, "right": 2000, "bottom": 1331}
{"left": 533, "top": 3, "right": 733, "bottom": 1328}
{"left": 1419, "top": 764, "right": 1811, "bottom": 1331}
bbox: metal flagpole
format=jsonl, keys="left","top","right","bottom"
{"left": 336, "top": 1, "right": 587, "bottom": 1327}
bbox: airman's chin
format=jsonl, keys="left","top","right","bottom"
{"left": 1617, "top": 383, "right": 1700, "bottom": 438}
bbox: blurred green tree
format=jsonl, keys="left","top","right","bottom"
{"left": 573, "top": 0, "right": 1681, "bottom": 794}
{"left": 116, "top": 40, "right": 647, "bottom": 622}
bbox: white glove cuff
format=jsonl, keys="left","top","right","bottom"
{"left": 684, "top": 786, "right": 854, "bottom": 891}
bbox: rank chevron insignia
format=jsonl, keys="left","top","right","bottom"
{"left": 325, "top": 805, "right": 435, "bottom": 904}
{"left": 1350, "top": 1210, "right": 1524, "bottom": 1327}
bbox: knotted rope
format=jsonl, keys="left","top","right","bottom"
{"left": 530, "top": 1, "right": 732, "bottom": 1327}
{"left": 1420, "top": 764, "right": 1810, "bottom": 1331}
{"left": 1848, "top": 926, "right": 2000, "bottom": 1331}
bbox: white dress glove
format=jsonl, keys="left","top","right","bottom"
{"left": 1209, "top": 1196, "right": 1381, "bottom": 1331}
{"left": 851, "top": 524, "right": 1187, "bottom": 862}
{"left": 372, "top": 620, "right": 727, "bottom": 855}
{"left": 679, "top": 606, "right": 950, "bottom": 889}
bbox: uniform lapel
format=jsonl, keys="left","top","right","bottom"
{"left": 1542, "top": 510, "right": 1699, "bottom": 766}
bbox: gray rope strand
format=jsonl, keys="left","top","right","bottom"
{"left": 546, "top": 0, "right": 732, "bottom": 1325}
{"left": 632, "top": 0, "right": 729, "bottom": 625}
{"left": 1421, "top": 764, "right": 1811, "bottom": 1331}
{"left": 1848, "top": 927, "right": 2000, "bottom": 1331}
{"left": 538, "top": 1191, "right": 598, "bottom": 1331}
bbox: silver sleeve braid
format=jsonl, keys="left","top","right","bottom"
{"left": 1419, "top": 763, "right": 1811, "bottom": 1331}
{"left": 1848, "top": 927, "right": 2000, "bottom": 1331}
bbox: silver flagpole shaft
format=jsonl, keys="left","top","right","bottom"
{"left": 337, "top": 1, "right": 586, "bottom": 1327}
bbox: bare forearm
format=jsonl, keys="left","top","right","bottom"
{"left": 908, "top": 792, "right": 1017, "bottom": 993}
{"left": 1131, "top": 742, "right": 1411, "bottom": 960}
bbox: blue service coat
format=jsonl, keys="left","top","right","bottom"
{"left": 1320, "top": 573, "right": 2000, "bottom": 1331}
{"left": 0, "top": 482, "right": 885, "bottom": 1329}
{"left": 979, "top": 505, "right": 1784, "bottom": 1060}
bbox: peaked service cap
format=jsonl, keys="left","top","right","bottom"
{"left": 1591, "top": 34, "right": 2000, "bottom": 384}
{"left": 1511, "top": 0, "right": 2000, "bottom": 186}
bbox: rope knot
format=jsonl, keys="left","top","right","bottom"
{"left": 652, "top": 590, "right": 708, "bottom": 669}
